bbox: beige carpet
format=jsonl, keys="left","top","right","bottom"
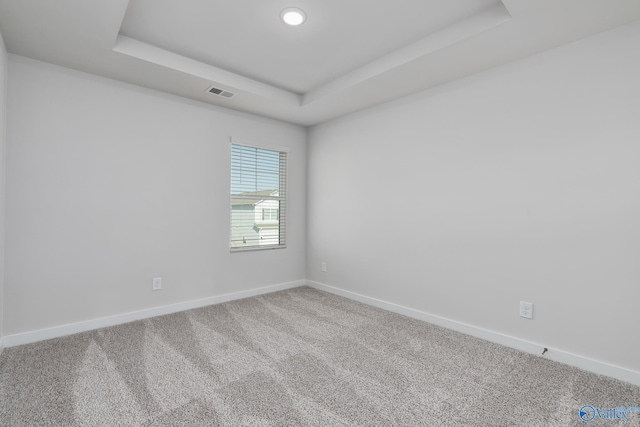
{"left": 1, "top": 286, "right": 638, "bottom": 426}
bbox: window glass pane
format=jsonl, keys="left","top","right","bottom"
{"left": 230, "top": 144, "right": 286, "bottom": 250}
{"left": 231, "top": 145, "right": 280, "bottom": 195}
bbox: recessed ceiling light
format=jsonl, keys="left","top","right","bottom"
{"left": 280, "top": 7, "right": 307, "bottom": 26}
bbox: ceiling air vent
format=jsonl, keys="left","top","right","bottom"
{"left": 205, "top": 85, "right": 236, "bottom": 99}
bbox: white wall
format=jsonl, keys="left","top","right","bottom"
{"left": 307, "top": 21, "right": 640, "bottom": 373}
{"left": 5, "top": 55, "right": 306, "bottom": 336}
{"left": 0, "top": 31, "right": 7, "bottom": 349}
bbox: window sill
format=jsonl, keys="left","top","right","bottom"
{"left": 230, "top": 245, "right": 286, "bottom": 253}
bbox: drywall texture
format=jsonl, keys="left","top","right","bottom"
{"left": 5, "top": 56, "right": 306, "bottom": 335}
{"left": 307, "top": 21, "right": 640, "bottom": 373}
{"left": 0, "top": 32, "right": 7, "bottom": 344}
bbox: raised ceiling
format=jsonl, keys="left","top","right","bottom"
{"left": 1, "top": 0, "right": 639, "bottom": 126}
{"left": 120, "top": 0, "right": 500, "bottom": 94}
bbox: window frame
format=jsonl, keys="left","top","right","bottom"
{"left": 229, "top": 137, "right": 289, "bottom": 252}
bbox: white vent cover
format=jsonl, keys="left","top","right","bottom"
{"left": 205, "top": 85, "right": 236, "bottom": 99}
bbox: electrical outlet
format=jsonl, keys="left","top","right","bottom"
{"left": 152, "top": 277, "right": 162, "bottom": 291}
{"left": 321, "top": 262, "right": 327, "bottom": 272}
{"left": 520, "top": 301, "right": 533, "bottom": 319}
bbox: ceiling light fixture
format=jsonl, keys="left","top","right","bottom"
{"left": 280, "top": 7, "right": 307, "bottom": 26}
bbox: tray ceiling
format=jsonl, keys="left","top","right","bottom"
{"left": 1, "top": 0, "right": 639, "bottom": 126}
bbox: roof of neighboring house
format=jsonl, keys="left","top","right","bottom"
{"left": 231, "top": 190, "right": 278, "bottom": 207}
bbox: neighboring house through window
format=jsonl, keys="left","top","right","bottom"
{"left": 230, "top": 140, "right": 287, "bottom": 250}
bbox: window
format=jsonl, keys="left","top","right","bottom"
{"left": 262, "top": 208, "right": 279, "bottom": 221}
{"left": 230, "top": 141, "right": 287, "bottom": 251}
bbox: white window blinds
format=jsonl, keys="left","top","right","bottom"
{"left": 230, "top": 143, "right": 287, "bottom": 251}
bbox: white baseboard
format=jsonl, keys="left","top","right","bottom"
{"left": 306, "top": 280, "right": 640, "bottom": 387}
{"left": 5, "top": 278, "right": 638, "bottom": 387}
{"left": 3, "top": 280, "right": 305, "bottom": 348}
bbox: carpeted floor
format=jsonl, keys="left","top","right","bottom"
{"left": 0, "top": 286, "right": 638, "bottom": 426}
